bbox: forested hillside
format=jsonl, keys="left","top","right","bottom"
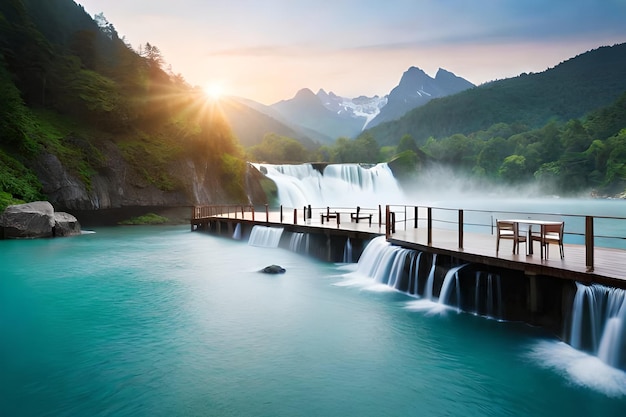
{"left": 358, "top": 43, "right": 626, "bottom": 196}
{"left": 366, "top": 43, "right": 626, "bottom": 146}
{"left": 0, "top": 0, "right": 262, "bottom": 213}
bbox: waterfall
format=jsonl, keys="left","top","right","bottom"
{"left": 423, "top": 254, "right": 438, "bottom": 300}
{"left": 407, "top": 252, "right": 422, "bottom": 296}
{"left": 289, "top": 232, "right": 309, "bottom": 253}
{"left": 438, "top": 264, "right": 468, "bottom": 307}
{"left": 251, "top": 162, "right": 405, "bottom": 208}
{"left": 474, "top": 271, "right": 502, "bottom": 319}
{"left": 248, "top": 226, "right": 284, "bottom": 248}
{"left": 353, "top": 236, "right": 415, "bottom": 290}
{"left": 569, "top": 283, "right": 626, "bottom": 369}
{"left": 343, "top": 238, "right": 353, "bottom": 263}
{"left": 232, "top": 223, "right": 242, "bottom": 240}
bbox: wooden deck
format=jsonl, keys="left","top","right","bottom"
{"left": 192, "top": 205, "right": 626, "bottom": 290}
{"left": 389, "top": 227, "right": 626, "bottom": 289}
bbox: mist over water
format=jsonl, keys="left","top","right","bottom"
{"left": 399, "top": 164, "right": 595, "bottom": 209}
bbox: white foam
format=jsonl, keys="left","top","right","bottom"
{"left": 527, "top": 340, "right": 626, "bottom": 398}
{"left": 404, "top": 299, "right": 455, "bottom": 316}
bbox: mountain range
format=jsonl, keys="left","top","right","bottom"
{"left": 364, "top": 42, "right": 626, "bottom": 147}
{"left": 221, "top": 67, "right": 474, "bottom": 147}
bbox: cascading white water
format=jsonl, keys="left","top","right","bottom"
{"left": 343, "top": 238, "right": 353, "bottom": 263}
{"left": 438, "top": 264, "right": 468, "bottom": 307}
{"left": 248, "top": 226, "right": 284, "bottom": 248}
{"left": 251, "top": 162, "right": 406, "bottom": 208}
{"left": 232, "top": 223, "right": 242, "bottom": 240}
{"left": 289, "top": 232, "right": 309, "bottom": 253}
{"left": 423, "top": 254, "right": 438, "bottom": 300}
{"left": 353, "top": 236, "right": 416, "bottom": 290}
{"left": 408, "top": 252, "right": 422, "bottom": 296}
{"left": 474, "top": 271, "right": 502, "bottom": 318}
{"left": 569, "top": 283, "right": 626, "bottom": 369}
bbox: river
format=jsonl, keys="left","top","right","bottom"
{"left": 1, "top": 225, "right": 625, "bottom": 416}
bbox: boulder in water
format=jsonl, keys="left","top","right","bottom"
{"left": 0, "top": 201, "right": 81, "bottom": 239}
{"left": 53, "top": 212, "right": 82, "bottom": 237}
{"left": 1, "top": 201, "right": 56, "bottom": 238}
{"left": 260, "top": 265, "right": 286, "bottom": 274}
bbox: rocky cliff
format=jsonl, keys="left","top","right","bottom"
{"left": 30, "top": 137, "right": 268, "bottom": 216}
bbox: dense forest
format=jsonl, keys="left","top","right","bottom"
{"left": 0, "top": 0, "right": 249, "bottom": 212}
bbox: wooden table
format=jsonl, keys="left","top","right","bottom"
{"left": 503, "top": 219, "right": 564, "bottom": 259}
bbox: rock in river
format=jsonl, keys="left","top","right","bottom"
{"left": 260, "top": 265, "right": 286, "bottom": 274}
{"left": 1, "top": 201, "right": 81, "bottom": 239}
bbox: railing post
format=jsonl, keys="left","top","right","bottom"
{"left": 293, "top": 208, "right": 297, "bottom": 225}
{"left": 385, "top": 205, "right": 390, "bottom": 239}
{"left": 303, "top": 206, "right": 307, "bottom": 222}
{"left": 585, "top": 216, "right": 594, "bottom": 272}
{"left": 458, "top": 209, "right": 464, "bottom": 249}
{"left": 414, "top": 206, "right": 418, "bottom": 229}
{"left": 427, "top": 207, "right": 432, "bottom": 245}
{"left": 391, "top": 212, "right": 395, "bottom": 233}
{"left": 379, "top": 205, "right": 382, "bottom": 228}
{"left": 404, "top": 206, "right": 407, "bottom": 230}
{"left": 251, "top": 205, "right": 255, "bottom": 222}
{"left": 308, "top": 205, "right": 312, "bottom": 219}
{"left": 265, "top": 204, "right": 269, "bottom": 224}
{"left": 280, "top": 205, "right": 284, "bottom": 222}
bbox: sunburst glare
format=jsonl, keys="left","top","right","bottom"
{"left": 203, "top": 82, "right": 224, "bottom": 100}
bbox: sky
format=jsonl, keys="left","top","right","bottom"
{"left": 75, "top": 0, "right": 626, "bottom": 105}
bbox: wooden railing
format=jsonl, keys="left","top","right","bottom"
{"left": 384, "top": 204, "right": 626, "bottom": 273}
{"left": 192, "top": 203, "right": 626, "bottom": 272}
{"left": 192, "top": 204, "right": 383, "bottom": 226}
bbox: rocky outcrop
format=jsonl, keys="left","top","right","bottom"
{"left": 31, "top": 142, "right": 269, "bottom": 213}
{"left": 0, "top": 201, "right": 81, "bottom": 239}
{"left": 53, "top": 211, "right": 82, "bottom": 237}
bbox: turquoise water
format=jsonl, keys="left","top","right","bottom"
{"left": 1, "top": 226, "right": 625, "bottom": 417}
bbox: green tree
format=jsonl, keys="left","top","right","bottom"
{"left": 474, "top": 137, "right": 512, "bottom": 177}
{"left": 603, "top": 130, "right": 626, "bottom": 186}
{"left": 498, "top": 155, "right": 528, "bottom": 183}
{"left": 396, "top": 134, "right": 418, "bottom": 154}
{"left": 248, "top": 134, "right": 309, "bottom": 163}
{"left": 560, "top": 119, "right": 591, "bottom": 152}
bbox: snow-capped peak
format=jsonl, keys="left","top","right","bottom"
{"left": 316, "top": 89, "right": 388, "bottom": 131}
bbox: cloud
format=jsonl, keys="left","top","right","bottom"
{"left": 77, "top": 0, "right": 626, "bottom": 103}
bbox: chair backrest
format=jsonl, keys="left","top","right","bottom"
{"left": 544, "top": 222, "right": 564, "bottom": 237}
{"left": 497, "top": 220, "right": 518, "bottom": 235}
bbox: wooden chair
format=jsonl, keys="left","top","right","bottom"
{"left": 496, "top": 220, "right": 526, "bottom": 255}
{"left": 530, "top": 222, "right": 564, "bottom": 259}
{"left": 321, "top": 207, "right": 339, "bottom": 224}
{"left": 350, "top": 206, "right": 372, "bottom": 225}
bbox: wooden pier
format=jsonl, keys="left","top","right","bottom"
{"left": 191, "top": 204, "right": 626, "bottom": 290}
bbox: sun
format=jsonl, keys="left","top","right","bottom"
{"left": 203, "top": 82, "right": 224, "bottom": 100}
